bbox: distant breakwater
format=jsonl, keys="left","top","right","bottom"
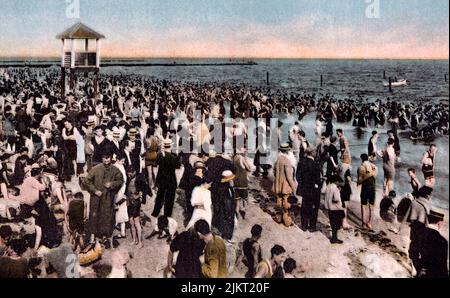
{"left": 0, "top": 61, "right": 258, "bottom": 68}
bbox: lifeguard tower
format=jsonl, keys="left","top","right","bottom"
{"left": 57, "top": 22, "right": 105, "bottom": 99}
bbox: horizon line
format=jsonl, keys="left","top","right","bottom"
{"left": 0, "top": 55, "right": 448, "bottom": 61}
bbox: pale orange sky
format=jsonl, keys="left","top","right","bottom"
{"left": 0, "top": 0, "right": 448, "bottom": 60}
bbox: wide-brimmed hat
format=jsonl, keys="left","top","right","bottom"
{"left": 221, "top": 170, "right": 235, "bottom": 183}
{"left": 86, "top": 120, "right": 96, "bottom": 127}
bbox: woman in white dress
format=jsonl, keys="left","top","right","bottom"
{"left": 114, "top": 155, "right": 129, "bottom": 238}
{"left": 187, "top": 179, "right": 213, "bottom": 229}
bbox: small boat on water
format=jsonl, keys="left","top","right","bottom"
{"left": 383, "top": 79, "right": 408, "bottom": 87}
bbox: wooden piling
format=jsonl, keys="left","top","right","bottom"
{"left": 383, "top": 70, "right": 386, "bottom": 79}
{"left": 389, "top": 77, "right": 392, "bottom": 92}
{"left": 266, "top": 72, "right": 269, "bottom": 85}
{"left": 445, "top": 74, "right": 447, "bottom": 82}
{"left": 320, "top": 75, "right": 323, "bottom": 87}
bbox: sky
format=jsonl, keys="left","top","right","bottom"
{"left": 0, "top": 0, "right": 448, "bottom": 59}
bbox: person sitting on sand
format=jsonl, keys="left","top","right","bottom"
{"left": 254, "top": 245, "right": 286, "bottom": 278}
{"left": 283, "top": 258, "right": 298, "bottom": 278}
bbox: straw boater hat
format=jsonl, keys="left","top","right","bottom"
{"left": 112, "top": 127, "right": 121, "bottom": 139}
{"left": 221, "top": 170, "right": 235, "bottom": 183}
{"left": 279, "top": 143, "right": 291, "bottom": 152}
{"left": 163, "top": 139, "right": 173, "bottom": 151}
{"left": 194, "top": 161, "right": 206, "bottom": 170}
{"left": 86, "top": 120, "right": 96, "bottom": 128}
{"left": 128, "top": 128, "right": 138, "bottom": 138}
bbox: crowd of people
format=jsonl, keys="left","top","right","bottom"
{"left": 0, "top": 67, "right": 448, "bottom": 278}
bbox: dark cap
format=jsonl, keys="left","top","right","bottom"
{"left": 428, "top": 210, "right": 445, "bottom": 223}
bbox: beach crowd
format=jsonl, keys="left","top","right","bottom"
{"left": 0, "top": 67, "right": 448, "bottom": 278}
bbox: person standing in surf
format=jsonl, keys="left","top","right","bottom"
{"left": 421, "top": 144, "right": 437, "bottom": 188}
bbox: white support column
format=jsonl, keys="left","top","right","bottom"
{"left": 61, "top": 39, "right": 66, "bottom": 67}
{"left": 71, "top": 39, "right": 75, "bottom": 68}
{"left": 96, "top": 39, "right": 101, "bottom": 68}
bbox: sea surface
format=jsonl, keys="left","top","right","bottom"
{"left": 102, "top": 59, "right": 449, "bottom": 102}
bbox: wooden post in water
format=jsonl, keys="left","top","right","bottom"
{"left": 389, "top": 77, "right": 392, "bottom": 92}
{"left": 320, "top": 75, "right": 323, "bottom": 87}
{"left": 383, "top": 70, "right": 386, "bottom": 79}
{"left": 445, "top": 74, "right": 447, "bottom": 82}
{"left": 266, "top": 72, "right": 270, "bottom": 85}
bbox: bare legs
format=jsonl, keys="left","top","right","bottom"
{"left": 342, "top": 208, "right": 352, "bottom": 229}
{"left": 383, "top": 178, "right": 394, "bottom": 197}
{"left": 425, "top": 178, "right": 435, "bottom": 188}
{"left": 130, "top": 216, "right": 143, "bottom": 248}
{"left": 361, "top": 204, "right": 373, "bottom": 230}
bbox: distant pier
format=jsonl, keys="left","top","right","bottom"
{"left": 0, "top": 60, "right": 258, "bottom": 68}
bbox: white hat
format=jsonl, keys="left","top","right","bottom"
{"left": 221, "top": 170, "right": 235, "bottom": 183}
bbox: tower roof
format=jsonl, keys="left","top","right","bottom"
{"left": 57, "top": 22, "right": 105, "bottom": 40}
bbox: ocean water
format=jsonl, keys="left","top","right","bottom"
{"left": 103, "top": 59, "right": 449, "bottom": 102}
{"left": 103, "top": 59, "right": 449, "bottom": 210}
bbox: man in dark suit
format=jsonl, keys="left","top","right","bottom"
{"left": 151, "top": 140, "right": 181, "bottom": 218}
{"left": 205, "top": 152, "right": 236, "bottom": 230}
{"left": 122, "top": 140, "right": 139, "bottom": 173}
{"left": 417, "top": 210, "right": 448, "bottom": 278}
{"left": 297, "top": 147, "right": 322, "bottom": 232}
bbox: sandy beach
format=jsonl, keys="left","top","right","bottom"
{"left": 89, "top": 158, "right": 448, "bottom": 278}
